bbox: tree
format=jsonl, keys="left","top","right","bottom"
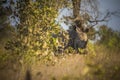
{"left": 4, "top": 0, "right": 70, "bottom": 61}
{"left": 62, "top": 0, "right": 118, "bottom": 51}
{"left": 3, "top": 0, "right": 119, "bottom": 55}
{"left": 97, "top": 25, "right": 120, "bottom": 50}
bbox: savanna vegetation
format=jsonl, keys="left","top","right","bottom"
{"left": 0, "top": 0, "right": 120, "bottom": 80}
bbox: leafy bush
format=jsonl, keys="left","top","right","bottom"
{"left": 97, "top": 25, "right": 120, "bottom": 51}
{"left": 4, "top": 1, "right": 69, "bottom": 64}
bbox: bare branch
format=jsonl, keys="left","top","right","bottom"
{"left": 88, "top": 10, "right": 120, "bottom": 28}
{"left": 111, "top": 10, "right": 120, "bottom": 17}
{"left": 88, "top": 11, "right": 110, "bottom": 23}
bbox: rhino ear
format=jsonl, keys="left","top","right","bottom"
{"left": 85, "top": 28, "right": 89, "bottom": 33}
{"left": 82, "top": 27, "right": 89, "bottom": 33}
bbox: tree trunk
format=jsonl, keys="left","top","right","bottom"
{"left": 72, "top": 0, "right": 81, "bottom": 18}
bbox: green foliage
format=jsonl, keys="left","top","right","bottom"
{"left": 87, "top": 41, "right": 96, "bottom": 56}
{"left": 98, "top": 25, "right": 120, "bottom": 50}
{"left": 87, "top": 27, "right": 96, "bottom": 40}
{"left": 64, "top": 47, "right": 75, "bottom": 54}
{"left": 5, "top": 0, "right": 69, "bottom": 64}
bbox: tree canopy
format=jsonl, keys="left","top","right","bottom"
{"left": 1, "top": 0, "right": 119, "bottom": 55}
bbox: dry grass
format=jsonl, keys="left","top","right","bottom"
{"left": 0, "top": 28, "right": 120, "bottom": 80}
{"left": 0, "top": 47, "right": 120, "bottom": 80}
